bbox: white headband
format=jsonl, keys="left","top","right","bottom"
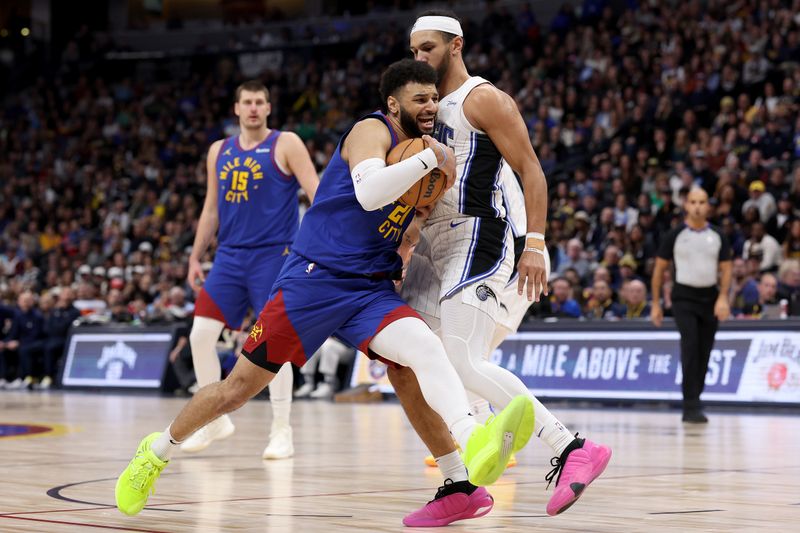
{"left": 410, "top": 16, "right": 463, "bottom": 37}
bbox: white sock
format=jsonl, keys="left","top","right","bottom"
{"left": 467, "top": 390, "right": 493, "bottom": 425}
{"left": 189, "top": 317, "right": 226, "bottom": 386}
{"left": 269, "top": 363, "right": 293, "bottom": 427}
{"left": 151, "top": 425, "right": 180, "bottom": 461}
{"left": 435, "top": 450, "right": 468, "bottom": 483}
{"left": 532, "top": 398, "right": 574, "bottom": 456}
{"left": 450, "top": 415, "right": 477, "bottom": 452}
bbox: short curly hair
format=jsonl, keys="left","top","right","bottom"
{"left": 378, "top": 59, "right": 438, "bottom": 111}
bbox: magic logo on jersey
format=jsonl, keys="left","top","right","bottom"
{"left": 218, "top": 156, "right": 264, "bottom": 204}
{"left": 378, "top": 203, "right": 413, "bottom": 242}
{"left": 433, "top": 123, "right": 455, "bottom": 147}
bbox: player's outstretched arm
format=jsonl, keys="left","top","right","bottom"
{"left": 465, "top": 86, "right": 548, "bottom": 302}
{"left": 188, "top": 139, "right": 223, "bottom": 293}
{"left": 277, "top": 131, "right": 320, "bottom": 203}
{"left": 342, "top": 119, "right": 451, "bottom": 211}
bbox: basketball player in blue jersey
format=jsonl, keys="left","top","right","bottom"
{"left": 179, "top": 80, "right": 319, "bottom": 459}
{"left": 389, "top": 10, "right": 611, "bottom": 524}
{"left": 115, "top": 59, "right": 536, "bottom": 519}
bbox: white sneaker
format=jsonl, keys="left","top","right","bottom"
{"left": 180, "top": 414, "right": 236, "bottom": 453}
{"left": 293, "top": 382, "right": 314, "bottom": 398}
{"left": 262, "top": 424, "right": 294, "bottom": 460}
{"left": 5, "top": 378, "right": 24, "bottom": 390}
{"left": 0, "top": 379, "right": 7, "bottom": 389}
{"left": 35, "top": 376, "right": 53, "bottom": 390}
{"left": 310, "top": 382, "right": 334, "bottom": 399}
{"left": 187, "top": 383, "right": 199, "bottom": 395}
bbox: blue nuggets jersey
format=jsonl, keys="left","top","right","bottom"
{"left": 215, "top": 130, "right": 300, "bottom": 248}
{"left": 292, "top": 113, "right": 415, "bottom": 275}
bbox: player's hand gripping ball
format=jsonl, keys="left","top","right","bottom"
{"left": 387, "top": 138, "right": 448, "bottom": 208}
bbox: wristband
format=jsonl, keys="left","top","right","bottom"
{"left": 523, "top": 247, "right": 545, "bottom": 255}
{"left": 526, "top": 232, "right": 545, "bottom": 241}
{"left": 434, "top": 143, "right": 448, "bottom": 166}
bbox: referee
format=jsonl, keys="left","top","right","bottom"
{"left": 651, "top": 188, "right": 732, "bottom": 423}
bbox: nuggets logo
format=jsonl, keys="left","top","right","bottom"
{"left": 218, "top": 156, "right": 264, "bottom": 203}
{"left": 249, "top": 322, "right": 264, "bottom": 342}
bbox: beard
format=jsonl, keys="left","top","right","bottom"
{"left": 434, "top": 53, "right": 450, "bottom": 83}
{"left": 399, "top": 107, "right": 425, "bottom": 138}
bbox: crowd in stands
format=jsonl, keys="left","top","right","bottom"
{"left": 1, "top": 0, "right": 799, "bottom": 388}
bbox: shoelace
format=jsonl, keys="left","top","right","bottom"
{"left": 430, "top": 478, "right": 456, "bottom": 503}
{"left": 544, "top": 456, "right": 562, "bottom": 490}
{"left": 129, "top": 453, "right": 159, "bottom": 494}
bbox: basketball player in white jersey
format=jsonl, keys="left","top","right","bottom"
{"left": 391, "top": 10, "right": 612, "bottom": 520}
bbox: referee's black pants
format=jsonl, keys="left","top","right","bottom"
{"left": 672, "top": 283, "right": 719, "bottom": 411}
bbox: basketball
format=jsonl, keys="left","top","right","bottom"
{"left": 386, "top": 138, "right": 447, "bottom": 208}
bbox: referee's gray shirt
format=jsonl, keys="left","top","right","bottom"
{"left": 657, "top": 223, "right": 732, "bottom": 288}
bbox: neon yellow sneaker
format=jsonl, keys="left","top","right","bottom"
{"left": 463, "top": 396, "right": 534, "bottom": 486}
{"left": 115, "top": 432, "right": 168, "bottom": 516}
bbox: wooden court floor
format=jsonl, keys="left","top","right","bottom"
{"left": 0, "top": 391, "right": 797, "bottom": 532}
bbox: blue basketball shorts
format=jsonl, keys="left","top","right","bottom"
{"left": 194, "top": 243, "right": 290, "bottom": 329}
{"left": 241, "top": 252, "right": 420, "bottom": 372}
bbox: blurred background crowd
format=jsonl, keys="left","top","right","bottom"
{"left": 1, "top": 0, "right": 799, "bottom": 388}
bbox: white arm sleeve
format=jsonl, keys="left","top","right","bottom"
{"left": 351, "top": 147, "right": 439, "bottom": 211}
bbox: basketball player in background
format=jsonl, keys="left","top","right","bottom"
{"left": 116, "top": 59, "right": 536, "bottom": 519}
{"left": 390, "top": 11, "right": 611, "bottom": 522}
{"left": 182, "top": 80, "right": 318, "bottom": 458}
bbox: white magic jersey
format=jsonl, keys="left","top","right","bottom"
{"left": 499, "top": 162, "right": 525, "bottom": 238}
{"left": 430, "top": 76, "right": 507, "bottom": 222}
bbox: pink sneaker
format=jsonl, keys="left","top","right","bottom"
{"left": 545, "top": 436, "right": 611, "bottom": 516}
{"left": 403, "top": 480, "right": 494, "bottom": 527}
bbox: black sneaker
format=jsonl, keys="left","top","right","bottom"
{"left": 682, "top": 410, "right": 708, "bottom": 423}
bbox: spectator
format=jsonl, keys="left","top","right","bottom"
{"left": 741, "top": 180, "right": 777, "bottom": 224}
{"left": 556, "top": 238, "right": 590, "bottom": 279}
{"left": 730, "top": 257, "right": 759, "bottom": 315}
{"left": 599, "top": 245, "right": 623, "bottom": 289}
{"left": 769, "top": 192, "right": 798, "bottom": 243}
{"left": 783, "top": 219, "right": 800, "bottom": 260}
{"left": 618, "top": 254, "right": 640, "bottom": 285}
{"left": 741, "top": 273, "right": 779, "bottom": 318}
{"left": 742, "top": 222, "right": 783, "bottom": 272}
{"left": 39, "top": 287, "right": 80, "bottom": 389}
{"left": 73, "top": 282, "right": 108, "bottom": 319}
{"left": 621, "top": 279, "right": 651, "bottom": 319}
{"left": 584, "top": 279, "right": 624, "bottom": 320}
{"left": 777, "top": 259, "right": 800, "bottom": 316}
{"left": 169, "top": 316, "right": 195, "bottom": 395}
{"left": 532, "top": 277, "right": 582, "bottom": 319}
{"left": 2, "top": 291, "right": 44, "bottom": 390}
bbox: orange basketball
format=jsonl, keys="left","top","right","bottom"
{"left": 386, "top": 138, "right": 448, "bottom": 208}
